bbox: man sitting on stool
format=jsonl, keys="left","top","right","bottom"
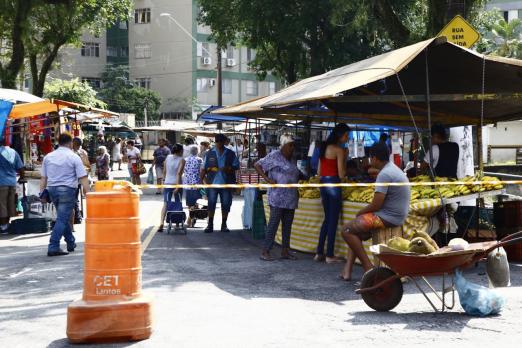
{"left": 340, "top": 142, "right": 410, "bottom": 280}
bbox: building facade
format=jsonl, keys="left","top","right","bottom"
{"left": 50, "top": 0, "right": 280, "bottom": 118}
{"left": 487, "top": 0, "right": 522, "bottom": 20}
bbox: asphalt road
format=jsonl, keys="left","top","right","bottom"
{"left": 1, "top": 193, "right": 522, "bottom": 347}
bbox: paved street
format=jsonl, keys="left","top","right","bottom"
{"left": 1, "top": 193, "right": 522, "bottom": 347}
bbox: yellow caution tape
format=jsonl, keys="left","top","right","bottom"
{"left": 132, "top": 180, "right": 515, "bottom": 190}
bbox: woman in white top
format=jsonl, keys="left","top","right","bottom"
{"left": 158, "top": 144, "right": 185, "bottom": 232}
{"left": 126, "top": 140, "right": 142, "bottom": 185}
{"left": 112, "top": 138, "right": 122, "bottom": 171}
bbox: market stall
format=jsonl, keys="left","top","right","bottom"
{"left": 214, "top": 36, "right": 522, "bottom": 255}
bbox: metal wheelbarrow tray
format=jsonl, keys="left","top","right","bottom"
{"left": 356, "top": 231, "right": 522, "bottom": 312}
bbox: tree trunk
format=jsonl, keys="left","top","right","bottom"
{"left": 0, "top": 1, "right": 33, "bottom": 89}
{"left": 31, "top": 43, "right": 63, "bottom": 97}
{"left": 373, "top": 0, "right": 411, "bottom": 45}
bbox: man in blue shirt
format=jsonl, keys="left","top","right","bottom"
{"left": 0, "top": 138, "right": 25, "bottom": 233}
{"left": 200, "top": 134, "right": 239, "bottom": 233}
{"left": 41, "top": 133, "right": 90, "bottom": 256}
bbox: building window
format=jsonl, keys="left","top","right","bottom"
{"left": 226, "top": 45, "right": 234, "bottom": 59}
{"left": 81, "top": 42, "right": 99, "bottom": 57}
{"left": 121, "top": 46, "right": 129, "bottom": 57}
{"left": 135, "top": 44, "right": 151, "bottom": 59}
{"left": 136, "top": 77, "right": 151, "bottom": 89}
{"left": 246, "top": 80, "right": 258, "bottom": 96}
{"left": 269, "top": 82, "right": 276, "bottom": 95}
{"left": 246, "top": 48, "right": 254, "bottom": 62}
{"left": 135, "top": 8, "right": 151, "bottom": 24}
{"left": 197, "top": 78, "right": 209, "bottom": 92}
{"left": 223, "top": 79, "right": 232, "bottom": 94}
{"left": 24, "top": 77, "right": 30, "bottom": 89}
{"left": 107, "top": 46, "right": 118, "bottom": 57}
{"left": 82, "top": 77, "right": 102, "bottom": 89}
{"left": 119, "top": 21, "right": 128, "bottom": 30}
{"left": 503, "top": 11, "right": 509, "bottom": 21}
{"left": 202, "top": 43, "right": 210, "bottom": 57}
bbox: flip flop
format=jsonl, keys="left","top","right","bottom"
{"left": 338, "top": 275, "right": 352, "bottom": 282}
{"left": 325, "top": 258, "right": 345, "bottom": 264}
{"left": 260, "top": 255, "right": 274, "bottom": 261}
{"left": 281, "top": 253, "right": 298, "bottom": 260}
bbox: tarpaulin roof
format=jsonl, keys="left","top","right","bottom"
{"left": 198, "top": 105, "right": 246, "bottom": 122}
{"left": 215, "top": 37, "right": 522, "bottom": 128}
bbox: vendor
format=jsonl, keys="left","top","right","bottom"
{"left": 422, "top": 124, "right": 459, "bottom": 179}
{"left": 340, "top": 142, "right": 410, "bottom": 280}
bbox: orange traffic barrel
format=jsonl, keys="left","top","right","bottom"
{"left": 67, "top": 181, "right": 153, "bottom": 343}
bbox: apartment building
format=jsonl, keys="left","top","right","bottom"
{"left": 50, "top": 0, "right": 280, "bottom": 118}
{"left": 487, "top": 0, "right": 522, "bottom": 20}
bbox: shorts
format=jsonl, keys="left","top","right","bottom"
{"left": 164, "top": 188, "right": 183, "bottom": 203}
{"left": 155, "top": 165, "right": 164, "bottom": 179}
{"left": 185, "top": 189, "right": 202, "bottom": 206}
{"left": 346, "top": 213, "right": 390, "bottom": 241}
{"left": 0, "top": 186, "right": 16, "bottom": 218}
{"left": 207, "top": 188, "right": 232, "bottom": 213}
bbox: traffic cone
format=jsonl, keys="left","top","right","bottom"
{"left": 67, "top": 181, "right": 153, "bottom": 343}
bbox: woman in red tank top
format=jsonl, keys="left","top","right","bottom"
{"left": 314, "top": 123, "right": 350, "bottom": 264}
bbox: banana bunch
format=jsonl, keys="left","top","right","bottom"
{"left": 481, "top": 176, "right": 504, "bottom": 191}
{"left": 348, "top": 187, "right": 375, "bottom": 203}
{"left": 298, "top": 177, "right": 321, "bottom": 199}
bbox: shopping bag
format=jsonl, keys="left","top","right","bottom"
{"left": 137, "top": 161, "right": 147, "bottom": 175}
{"left": 147, "top": 167, "right": 154, "bottom": 184}
{"left": 486, "top": 247, "right": 510, "bottom": 288}
{"left": 455, "top": 269, "right": 505, "bottom": 316}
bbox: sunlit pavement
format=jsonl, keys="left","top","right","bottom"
{"left": 1, "top": 192, "right": 522, "bottom": 347}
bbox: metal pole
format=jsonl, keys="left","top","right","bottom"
{"left": 217, "top": 47, "right": 223, "bottom": 107}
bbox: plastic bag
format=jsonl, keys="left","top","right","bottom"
{"left": 487, "top": 247, "right": 510, "bottom": 288}
{"left": 146, "top": 167, "right": 154, "bottom": 184}
{"left": 455, "top": 269, "right": 505, "bottom": 316}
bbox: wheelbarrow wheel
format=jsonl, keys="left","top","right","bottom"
{"left": 360, "top": 267, "right": 403, "bottom": 312}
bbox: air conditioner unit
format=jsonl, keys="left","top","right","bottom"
{"left": 209, "top": 79, "right": 216, "bottom": 87}
{"left": 202, "top": 57, "right": 212, "bottom": 65}
{"left": 226, "top": 58, "right": 236, "bottom": 67}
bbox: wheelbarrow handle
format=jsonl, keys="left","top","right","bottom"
{"left": 484, "top": 234, "right": 522, "bottom": 255}
{"left": 499, "top": 231, "right": 522, "bottom": 243}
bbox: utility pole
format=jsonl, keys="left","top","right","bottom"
{"left": 216, "top": 46, "right": 223, "bottom": 130}
{"left": 144, "top": 97, "right": 148, "bottom": 127}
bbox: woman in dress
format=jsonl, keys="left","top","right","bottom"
{"left": 315, "top": 123, "right": 350, "bottom": 264}
{"left": 112, "top": 138, "right": 122, "bottom": 170}
{"left": 158, "top": 144, "right": 185, "bottom": 233}
{"left": 126, "top": 140, "right": 142, "bottom": 185}
{"left": 183, "top": 146, "right": 203, "bottom": 227}
{"left": 95, "top": 146, "right": 110, "bottom": 181}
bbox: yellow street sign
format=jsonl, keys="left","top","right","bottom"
{"left": 438, "top": 15, "right": 480, "bottom": 48}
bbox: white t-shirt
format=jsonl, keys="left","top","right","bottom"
{"left": 424, "top": 145, "right": 440, "bottom": 169}
{"left": 164, "top": 154, "right": 183, "bottom": 184}
{"left": 127, "top": 147, "right": 140, "bottom": 167}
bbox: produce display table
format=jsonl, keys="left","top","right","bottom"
{"left": 264, "top": 190, "right": 503, "bottom": 261}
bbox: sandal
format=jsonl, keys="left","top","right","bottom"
{"left": 260, "top": 253, "right": 274, "bottom": 261}
{"left": 281, "top": 253, "right": 298, "bottom": 260}
{"left": 325, "top": 256, "right": 345, "bottom": 264}
{"left": 337, "top": 274, "right": 352, "bottom": 281}
{"left": 313, "top": 254, "right": 326, "bottom": 262}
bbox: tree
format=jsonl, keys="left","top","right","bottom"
{"left": 198, "top": 0, "right": 488, "bottom": 85}
{"left": 98, "top": 65, "right": 162, "bottom": 121}
{"left": 474, "top": 9, "right": 522, "bottom": 59}
{"left": 198, "top": 0, "right": 381, "bottom": 84}
{"left": 44, "top": 78, "right": 106, "bottom": 109}
{"left": 0, "top": 0, "right": 131, "bottom": 94}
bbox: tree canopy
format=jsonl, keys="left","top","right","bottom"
{"left": 44, "top": 77, "right": 106, "bottom": 109}
{"left": 0, "top": 0, "right": 131, "bottom": 95}
{"left": 97, "top": 65, "right": 162, "bottom": 121}
{"left": 198, "top": 0, "right": 487, "bottom": 84}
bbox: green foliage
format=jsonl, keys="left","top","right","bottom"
{"left": 0, "top": 0, "right": 131, "bottom": 94}
{"left": 474, "top": 9, "right": 522, "bottom": 59}
{"left": 198, "top": 0, "right": 487, "bottom": 84}
{"left": 98, "top": 65, "right": 162, "bottom": 121}
{"left": 43, "top": 77, "right": 106, "bottom": 109}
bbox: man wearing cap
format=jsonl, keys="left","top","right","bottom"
{"left": 201, "top": 134, "right": 239, "bottom": 233}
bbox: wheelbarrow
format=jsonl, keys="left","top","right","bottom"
{"left": 356, "top": 231, "right": 522, "bottom": 312}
